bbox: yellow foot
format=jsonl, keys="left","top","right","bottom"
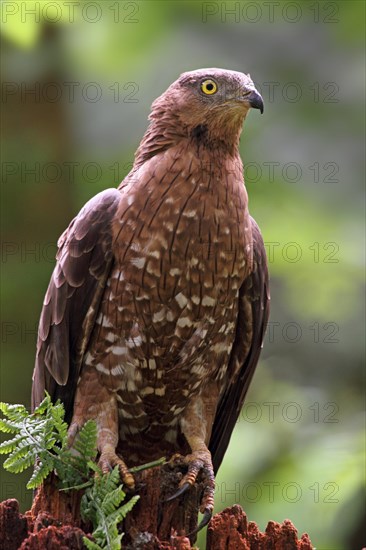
{"left": 166, "top": 450, "right": 215, "bottom": 527}
{"left": 68, "top": 424, "right": 135, "bottom": 489}
{"left": 98, "top": 444, "right": 135, "bottom": 489}
{"left": 168, "top": 453, "right": 185, "bottom": 466}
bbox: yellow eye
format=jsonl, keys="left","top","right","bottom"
{"left": 201, "top": 79, "right": 218, "bottom": 95}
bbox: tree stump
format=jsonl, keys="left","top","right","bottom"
{"left": 28, "top": 463, "right": 203, "bottom": 549}
{"left": 0, "top": 464, "right": 313, "bottom": 549}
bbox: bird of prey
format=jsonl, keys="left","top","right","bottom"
{"left": 32, "top": 68, "right": 270, "bottom": 524}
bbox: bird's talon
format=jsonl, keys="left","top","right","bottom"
{"left": 201, "top": 495, "right": 214, "bottom": 511}
{"left": 165, "top": 481, "right": 191, "bottom": 502}
{"left": 197, "top": 508, "right": 213, "bottom": 531}
{"left": 186, "top": 507, "right": 213, "bottom": 537}
{"left": 165, "top": 449, "right": 215, "bottom": 530}
{"left": 168, "top": 453, "right": 185, "bottom": 467}
{"left": 123, "top": 471, "right": 135, "bottom": 489}
{"left": 98, "top": 450, "right": 135, "bottom": 489}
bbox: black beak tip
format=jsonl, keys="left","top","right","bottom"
{"left": 248, "top": 91, "right": 264, "bottom": 114}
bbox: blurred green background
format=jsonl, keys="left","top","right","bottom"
{"left": 0, "top": 1, "right": 364, "bottom": 548}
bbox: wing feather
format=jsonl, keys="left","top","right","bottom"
{"left": 31, "top": 189, "right": 121, "bottom": 420}
{"left": 209, "top": 217, "right": 270, "bottom": 473}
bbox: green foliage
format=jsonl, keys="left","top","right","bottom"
{"left": 0, "top": 395, "right": 69, "bottom": 488}
{"left": 0, "top": 393, "right": 97, "bottom": 489}
{"left": 81, "top": 467, "right": 139, "bottom": 550}
{"left": 0, "top": 394, "right": 138, "bottom": 549}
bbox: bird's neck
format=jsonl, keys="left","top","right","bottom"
{"left": 189, "top": 120, "right": 243, "bottom": 157}
{"left": 133, "top": 113, "right": 244, "bottom": 169}
{"left": 133, "top": 118, "right": 183, "bottom": 168}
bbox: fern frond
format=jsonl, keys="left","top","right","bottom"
{"left": 0, "top": 395, "right": 68, "bottom": 485}
{"left": 81, "top": 466, "right": 139, "bottom": 549}
{"left": 27, "top": 460, "right": 54, "bottom": 489}
{"left": 0, "top": 434, "right": 23, "bottom": 454}
{"left": 0, "top": 403, "right": 28, "bottom": 421}
{"left": 101, "top": 487, "right": 125, "bottom": 517}
{"left": 4, "top": 439, "right": 32, "bottom": 466}
{"left": 83, "top": 537, "right": 103, "bottom": 550}
{"left": 74, "top": 420, "right": 97, "bottom": 460}
{"left": 0, "top": 418, "right": 20, "bottom": 433}
{"left": 116, "top": 495, "right": 140, "bottom": 519}
{"left": 72, "top": 420, "right": 98, "bottom": 479}
{"left": 32, "top": 393, "right": 52, "bottom": 415}
{"left": 1, "top": 396, "right": 139, "bottom": 546}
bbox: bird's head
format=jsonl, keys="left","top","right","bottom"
{"left": 149, "top": 68, "right": 263, "bottom": 153}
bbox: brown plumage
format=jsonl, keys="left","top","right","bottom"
{"left": 32, "top": 68, "right": 269, "bottom": 520}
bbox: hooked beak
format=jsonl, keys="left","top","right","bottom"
{"left": 247, "top": 90, "right": 264, "bottom": 114}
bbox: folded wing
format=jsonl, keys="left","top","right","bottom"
{"left": 31, "top": 189, "right": 121, "bottom": 420}
{"left": 209, "top": 217, "right": 270, "bottom": 473}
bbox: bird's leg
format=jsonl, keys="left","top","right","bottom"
{"left": 67, "top": 369, "right": 134, "bottom": 488}
{"left": 177, "top": 434, "right": 215, "bottom": 522}
{"left": 168, "top": 382, "right": 219, "bottom": 527}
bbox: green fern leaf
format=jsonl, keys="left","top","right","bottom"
{"left": 101, "top": 487, "right": 124, "bottom": 517}
{"left": 117, "top": 495, "right": 140, "bottom": 518}
{"left": 81, "top": 466, "right": 139, "bottom": 549}
{"left": 33, "top": 394, "right": 52, "bottom": 415}
{"left": 27, "top": 461, "right": 54, "bottom": 489}
{"left": 0, "top": 403, "right": 28, "bottom": 421}
{"left": 0, "top": 418, "right": 19, "bottom": 433}
{"left": 83, "top": 537, "right": 103, "bottom": 550}
{"left": 74, "top": 420, "right": 98, "bottom": 461}
{"left": 5, "top": 454, "right": 33, "bottom": 474}
{"left": 5, "top": 440, "right": 31, "bottom": 465}
{"left": 50, "top": 404, "right": 68, "bottom": 442}
{"left": 1, "top": 396, "right": 138, "bottom": 546}
{"left": 0, "top": 435, "right": 22, "bottom": 454}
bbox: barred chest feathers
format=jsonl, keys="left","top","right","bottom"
{"left": 83, "top": 143, "right": 252, "bottom": 444}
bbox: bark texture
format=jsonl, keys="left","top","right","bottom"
{"left": 0, "top": 465, "right": 313, "bottom": 549}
